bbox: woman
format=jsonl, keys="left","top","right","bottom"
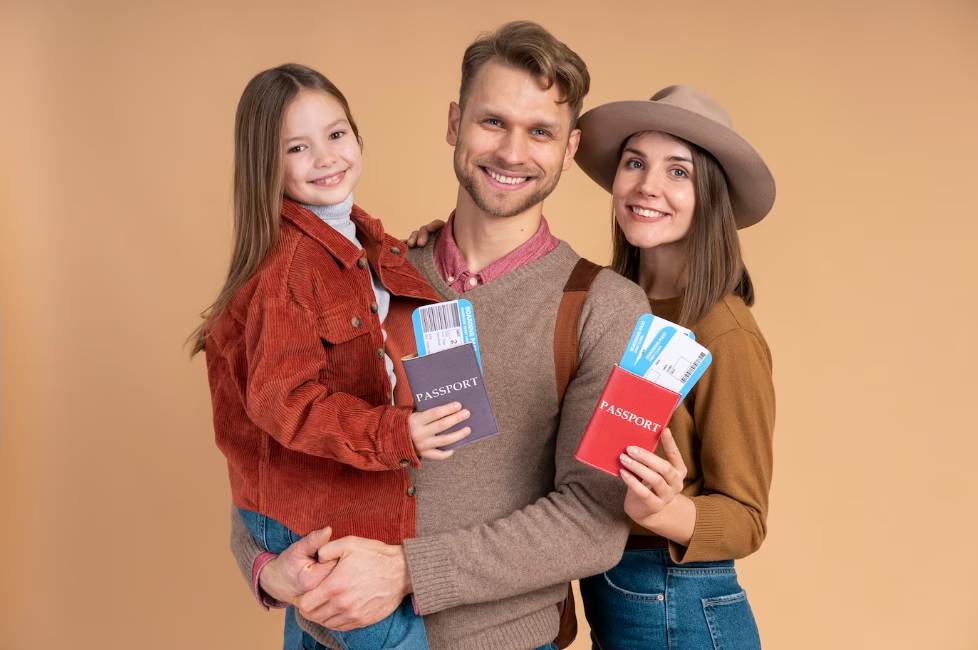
{"left": 571, "top": 85, "right": 777, "bottom": 649}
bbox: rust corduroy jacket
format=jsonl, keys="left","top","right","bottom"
{"left": 206, "top": 199, "right": 440, "bottom": 541}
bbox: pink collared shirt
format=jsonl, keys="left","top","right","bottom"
{"left": 433, "top": 212, "right": 560, "bottom": 292}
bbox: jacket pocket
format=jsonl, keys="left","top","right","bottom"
{"left": 702, "top": 590, "right": 761, "bottom": 650}
{"left": 315, "top": 300, "right": 373, "bottom": 345}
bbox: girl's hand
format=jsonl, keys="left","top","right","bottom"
{"left": 408, "top": 402, "right": 471, "bottom": 460}
{"left": 404, "top": 219, "right": 446, "bottom": 248}
{"left": 620, "top": 428, "right": 688, "bottom": 524}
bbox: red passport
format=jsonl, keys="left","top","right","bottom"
{"left": 575, "top": 365, "right": 682, "bottom": 477}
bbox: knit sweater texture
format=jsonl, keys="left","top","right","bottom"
{"left": 633, "top": 295, "right": 776, "bottom": 564}
{"left": 231, "top": 235, "right": 652, "bottom": 650}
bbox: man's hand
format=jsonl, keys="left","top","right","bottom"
{"left": 403, "top": 219, "right": 447, "bottom": 247}
{"left": 258, "top": 526, "right": 337, "bottom": 603}
{"left": 295, "top": 536, "right": 412, "bottom": 632}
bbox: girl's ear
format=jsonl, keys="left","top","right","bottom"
{"left": 446, "top": 102, "right": 462, "bottom": 146}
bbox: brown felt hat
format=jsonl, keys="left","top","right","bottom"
{"left": 575, "top": 85, "right": 776, "bottom": 229}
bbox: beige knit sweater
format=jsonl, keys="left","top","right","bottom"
{"left": 230, "top": 238, "right": 652, "bottom": 650}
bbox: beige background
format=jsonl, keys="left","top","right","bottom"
{"left": 1, "top": 0, "right": 976, "bottom": 648}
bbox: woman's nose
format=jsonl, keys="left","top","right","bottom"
{"left": 638, "top": 172, "right": 662, "bottom": 197}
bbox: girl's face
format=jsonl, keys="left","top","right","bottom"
{"left": 613, "top": 131, "right": 696, "bottom": 251}
{"left": 282, "top": 90, "right": 361, "bottom": 205}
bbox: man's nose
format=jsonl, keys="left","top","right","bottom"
{"left": 495, "top": 131, "right": 529, "bottom": 165}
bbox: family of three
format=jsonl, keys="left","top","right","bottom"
{"left": 190, "top": 20, "right": 776, "bottom": 650}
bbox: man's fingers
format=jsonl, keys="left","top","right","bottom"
{"left": 315, "top": 536, "right": 357, "bottom": 564}
{"left": 295, "top": 526, "right": 331, "bottom": 556}
{"left": 416, "top": 228, "right": 429, "bottom": 246}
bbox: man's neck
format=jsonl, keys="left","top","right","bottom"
{"left": 451, "top": 187, "right": 544, "bottom": 274}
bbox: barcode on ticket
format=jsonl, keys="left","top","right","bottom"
{"left": 678, "top": 352, "right": 707, "bottom": 383}
{"left": 418, "top": 303, "right": 462, "bottom": 333}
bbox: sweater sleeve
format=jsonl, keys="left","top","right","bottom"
{"left": 233, "top": 285, "right": 418, "bottom": 471}
{"left": 403, "top": 276, "right": 648, "bottom": 614}
{"left": 669, "top": 327, "right": 776, "bottom": 563}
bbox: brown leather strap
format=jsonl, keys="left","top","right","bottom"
{"left": 552, "top": 257, "right": 602, "bottom": 649}
{"left": 554, "top": 258, "right": 604, "bottom": 408}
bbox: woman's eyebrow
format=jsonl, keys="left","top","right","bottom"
{"left": 667, "top": 155, "right": 693, "bottom": 163}
{"left": 622, "top": 147, "right": 646, "bottom": 158}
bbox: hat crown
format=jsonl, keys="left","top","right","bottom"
{"left": 650, "top": 85, "right": 733, "bottom": 130}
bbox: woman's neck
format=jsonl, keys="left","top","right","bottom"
{"left": 637, "top": 242, "right": 686, "bottom": 300}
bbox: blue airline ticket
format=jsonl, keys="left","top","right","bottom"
{"left": 620, "top": 314, "right": 711, "bottom": 401}
{"left": 412, "top": 299, "right": 482, "bottom": 370}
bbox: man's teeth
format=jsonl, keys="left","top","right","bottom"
{"left": 631, "top": 207, "right": 667, "bottom": 218}
{"left": 487, "top": 169, "right": 528, "bottom": 185}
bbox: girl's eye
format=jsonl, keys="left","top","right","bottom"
{"left": 329, "top": 131, "right": 345, "bottom": 140}
{"left": 287, "top": 145, "right": 306, "bottom": 154}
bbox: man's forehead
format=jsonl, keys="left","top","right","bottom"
{"left": 465, "top": 62, "right": 571, "bottom": 124}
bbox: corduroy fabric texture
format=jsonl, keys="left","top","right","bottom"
{"left": 231, "top": 235, "right": 653, "bottom": 650}
{"left": 631, "top": 295, "right": 776, "bottom": 564}
{"left": 207, "top": 199, "right": 440, "bottom": 542}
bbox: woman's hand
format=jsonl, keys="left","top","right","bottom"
{"left": 620, "top": 428, "right": 687, "bottom": 523}
{"left": 403, "top": 219, "right": 446, "bottom": 247}
{"left": 258, "top": 526, "right": 337, "bottom": 604}
{"left": 409, "top": 402, "right": 471, "bottom": 460}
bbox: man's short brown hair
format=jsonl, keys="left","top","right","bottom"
{"left": 459, "top": 21, "right": 590, "bottom": 127}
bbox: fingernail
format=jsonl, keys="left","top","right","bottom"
{"left": 461, "top": 410, "right": 470, "bottom": 418}
{"left": 454, "top": 402, "right": 462, "bottom": 410}
{"left": 619, "top": 453, "right": 632, "bottom": 465}
{"left": 620, "top": 468, "right": 632, "bottom": 479}
{"left": 663, "top": 429, "right": 672, "bottom": 438}
{"left": 627, "top": 446, "right": 639, "bottom": 456}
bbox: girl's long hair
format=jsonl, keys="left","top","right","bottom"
{"left": 610, "top": 134, "right": 753, "bottom": 327}
{"left": 188, "top": 64, "right": 361, "bottom": 356}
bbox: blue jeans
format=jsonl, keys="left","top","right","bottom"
{"left": 238, "top": 509, "right": 429, "bottom": 650}
{"left": 580, "top": 549, "right": 761, "bottom": 650}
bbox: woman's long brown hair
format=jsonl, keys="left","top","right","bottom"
{"left": 188, "top": 64, "right": 361, "bottom": 356}
{"left": 610, "top": 133, "right": 753, "bottom": 327}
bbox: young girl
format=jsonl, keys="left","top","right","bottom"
{"left": 189, "top": 64, "right": 471, "bottom": 650}
{"left": 573, "top": 85, "right": 777, "bottom": 649}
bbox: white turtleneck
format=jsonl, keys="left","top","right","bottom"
{"left": 299, "top": 195, "right": 396, "bottom": 400}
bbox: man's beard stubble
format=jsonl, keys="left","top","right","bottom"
{"left": 454, "top": 148, "right": 563, "bottom": 218}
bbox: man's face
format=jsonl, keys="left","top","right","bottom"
{"left": 448, "top": 61, "right": 581, "bottom": 217}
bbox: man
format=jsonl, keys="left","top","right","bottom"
{"left": 230, "top": 21, "right": 651, "bottom": 650}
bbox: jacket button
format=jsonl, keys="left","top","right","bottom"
{"left": 357, "top": 258, "right": 368, "bottom": 269}
{"left": 370, "top": 302, "right": 379, "bottom": 313}
{"left": 351, "top": 317, "right": 361, "bottom": 328}
{"left": 377, "top": 348, "right": 385, "bottom": 359}
{"left": 399, "top": 459, "right": 410, "bottom": 468}
{"left": 390, "top": 246, "right": 401, "bottom": 255}
{"left": 406, "top": 486, "right": 416, "bottom": 497}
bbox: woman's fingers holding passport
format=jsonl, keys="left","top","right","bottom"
{"left": 409, "top": 402, "right": 472, "bottom": 460}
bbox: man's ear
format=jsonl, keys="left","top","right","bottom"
{"left": 446, "top": 102, "right": 462, "bottom": 146}
{"left": 562, "top": 128, "right": 582, "bottom": 171}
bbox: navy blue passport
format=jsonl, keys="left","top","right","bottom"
{"left": 402, "top": 343, "right": 499, "bottom": 450}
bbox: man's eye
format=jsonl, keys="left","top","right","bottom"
{"left": 486, "top": 119, "right": 501, "bottom": 127}
{"left": 288, "top": 145, "right": 306, "bottom": 154}
{"left": 329, "top": 131, "right": 345, "bottom": 140}
{"left": 532, "top": 129, "right": 550, "bottom": 137}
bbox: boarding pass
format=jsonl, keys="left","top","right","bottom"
{"left": 412, "top": 299, "right": 483, "bottom": 370}
{"left": 619, "top": 314, "right": 711, "bottom": 401}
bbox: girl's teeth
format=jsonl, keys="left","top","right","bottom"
{"left": 488, "top": 169, "right": 528, "bottom": 185}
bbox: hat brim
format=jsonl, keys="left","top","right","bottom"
{"left": 575, "top": 101, "right": 775, "bottom": 229}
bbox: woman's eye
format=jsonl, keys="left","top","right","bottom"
{"left": 329, "top": 131, "right": 345, "bottom": 140}
{"left": 626, "top": 159, "right": 643, "bottom": 169}
{"left": 671, "top": 168, "right": 688, "bottom": 178}
{"left": 287, "top": 145, "right": 306, "bottom": 154}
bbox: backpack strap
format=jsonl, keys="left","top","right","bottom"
{"left": 553, "top": 257, "right": 604, "bottom": 408}
{"left": 551, "top": 256, "right": 602, "bottom": 650}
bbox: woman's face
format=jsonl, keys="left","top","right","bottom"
{"left": 281, "top": 90, "right": 362, "bottom": 206}
{"left": 612, "top": 131, "right": 696, "bottom": 251}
